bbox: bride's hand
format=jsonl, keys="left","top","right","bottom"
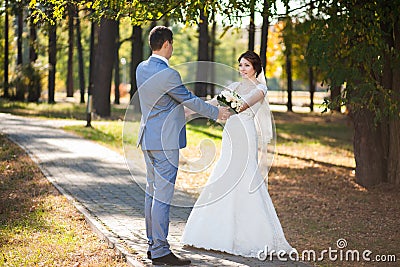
{"left": 238, "top": 102, "right": 249, "bottom": 113}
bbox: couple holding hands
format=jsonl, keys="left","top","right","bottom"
{"left": 136, "top": 26, "right": 294, "bottom": 266}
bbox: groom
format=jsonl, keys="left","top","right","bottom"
{"left": 136, "top": 26, "right": 230, "bottom": 266}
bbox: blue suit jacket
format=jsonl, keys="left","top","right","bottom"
{"left": 136, "top": 56, "right": 219, "bottom": 150}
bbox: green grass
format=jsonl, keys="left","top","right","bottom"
{"left": 186, "top": 121, "right": 223, "bottom": 146}
{"left": 0, "top": 99, "right": 353, "bottom": 154}
{"left": 63, "top": 120, "right": 224, "bottom": 153}
{"left": 1, "top": 204, "right": 78, "bottom": 266}
{"left": 62, "top": 113, "right": 353, "bottom": 163}
{"left": 277, "top": 122, "right": 353, "bottom": 151}
{"left": 64, "top": 121, "right": 126, "bottom": 152}
{"left": 0, "top": 98, "right": 354, "bottom": 169}
{"left": 0, "top": 99, "right": 127, "bottom": 120}
{"left": 2, "top": 102, "right": 399, "bottom": 266}
{"left": 0, "top": 134, "right": 128, "bottom": 267}
{"left": 61, "top": 111, "right": 355, "bottom": 174}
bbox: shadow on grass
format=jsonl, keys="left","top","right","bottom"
{"left": 185, "top": 113, "right": 353, "bottom": 153}
{"left": 187, "top": 124, "right": 222, "bottom": 140}
{"left": 65, "top": 125, "right": 120, "bottom": 144}
{"left": 276, "top": 151, "right": 354, "bottom": 170}
{"left": 276, "top": 122, "right": 353, "bottom": 152}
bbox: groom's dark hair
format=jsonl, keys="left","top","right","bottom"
{"left": 149, "top": 26, "right": 173, "bottom": 51}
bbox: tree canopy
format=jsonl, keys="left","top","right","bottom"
{"left": 29, "top": 0, "right": 251, "bottom": 25}
{"left": 4, "top": 0, "right": 399, "bottom": 187}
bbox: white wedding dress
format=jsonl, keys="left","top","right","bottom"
{"left": 181, "top": 82, "right": 294, "bottom": 257}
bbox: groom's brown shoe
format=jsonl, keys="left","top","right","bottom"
{"left": 152, "top": 252, "right": 191, "bottom": 266}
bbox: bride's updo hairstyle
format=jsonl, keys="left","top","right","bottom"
{"left": 238, "top": 51, "right": 262, "bottom": 78}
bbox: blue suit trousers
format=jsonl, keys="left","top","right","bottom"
{"left": 142, "top": 149, "right": 179, "bottom": 258}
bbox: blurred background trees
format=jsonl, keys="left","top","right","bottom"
{"left": 0, "top": 0, "right": 399, "bottom": 187}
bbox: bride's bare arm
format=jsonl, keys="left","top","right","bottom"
{"left": 238, "top": 90, "right": 265, "bottom": 113}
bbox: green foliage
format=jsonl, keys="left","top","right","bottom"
{"left": 10, "top": 62, "right": 46, "bottom": 102}
{"left": 29, "top": 0, "right": 249, "bottom": 25}
{"left": 0, "top": 10, "right": 4, "bottom": 90}
{"left": 0, "top": 99, "right": 127, "bottom": 119}
{"left": 63, "top": 120, "right": 223, "bottom": 153}
{"left": 306, "top": 0, "right": 400, "bottom": 120}
{"left": 169, "top": 23, "right": 247, "bottom": 68}
{"left": 50, "top": 11, "right": 92, "bottom": 92}
{"left": 21, "top": 0, "right": 257, "bottom": 97}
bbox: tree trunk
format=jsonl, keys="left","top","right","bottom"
{"left": 286, "top": 45, "right": 293, "bottom": 112}
{"left": 209, "top": 15, "right": 216, "bottom": 98}
{"left": 17, "top": 11, "right": 23, "bottom": 66}
{"left": 114, "top": 20, "right": 120, "bottom": 105}
{"left": 28, "top": 17, "right": 39, "bottom": 102}
{"left": 248, "top": 0, "right": 255, "bottom": 51}
{"left": 388, "top": 118, "right": 400, "bottom": 185}
{"left": 260, "top": 0, "right": 269, "bottom": 71}
{"left": 66, "top": 5, "right": 75, "bottom": 97}
{"left": 355, "top": 12, "right": 400, "bottom": 187}
{"left": 29, "top": 18, "right": 37, "bottom": 63}
{"left": 380, "top": 32, "right": 392, "bottom": 185}
{"left": 331, "top": 85, "right": 341, "bottom": 112}
{"left": 3, "top": 0, "right": 9, "bottom": 98}
{"left": 76, "top": 12, "right": 85, "bottom": 104}
{"left": 88, "top": 22, "right": 99, "bottom": 98}
{"left": 195, "top": 9, "right": 209, "bottom": 97}
{"left": 148, "top": 21, "right": 157, "bottom": 57}
{"left": 350, "top": 21, "right": 389, "bottom": 187}
{"left": 87, "top": 21, "right": 99, "bottom": 127}
{"left": 309, "top": 66, "right": 315, "bottom": 112}
{"left": 130, "top": 25, "right": 143, "bottom": 99}
{"left": 15, "top": 9, "right": 24, "bottom": 101}
{"left": 352, "top": 109, "right": 386, "bottom": 187}
{"left": 48, "top": 22, "right": 56, "bottom": 104}
{"left": 130, "top": 25, "right": 143, "bottom": 115}
{"left": 163, "top": 17, "right": 169, "bottom": 27}
{"left": 285, "top": 9, "right": 293, "bottom": 112}
{"left": 387, "top": 19, "right": 400, "bottom": 185}
{"left": 93, "top": 18, "right": 118, "bottom": 117}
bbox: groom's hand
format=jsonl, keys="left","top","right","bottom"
{"left": 217, "top": 107, "right": 231, "bottom": 120}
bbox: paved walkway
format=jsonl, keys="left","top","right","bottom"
{"left": 0, "top": 113, "right": 309, "bottom": 267}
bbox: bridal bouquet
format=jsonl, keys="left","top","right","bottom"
{"left": 217, "top": 90, "right": 244, "bottom": 114}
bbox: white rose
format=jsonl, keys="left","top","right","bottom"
{"left": 226, "top": 93, "right": 235, "bottom": 102}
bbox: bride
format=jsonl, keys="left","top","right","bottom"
{"left": 182, "top": 51, "right": 294, "bottom": 258}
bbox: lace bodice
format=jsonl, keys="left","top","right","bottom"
{"left": 182, "top": 79, "right": 293, "bottom": 257}
{"left": 227, "top": 81, "right": 267, "bottom": 118}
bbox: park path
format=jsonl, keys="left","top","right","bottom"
{"left": 0, "top": 113, "right": 309, "bottom": 267}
